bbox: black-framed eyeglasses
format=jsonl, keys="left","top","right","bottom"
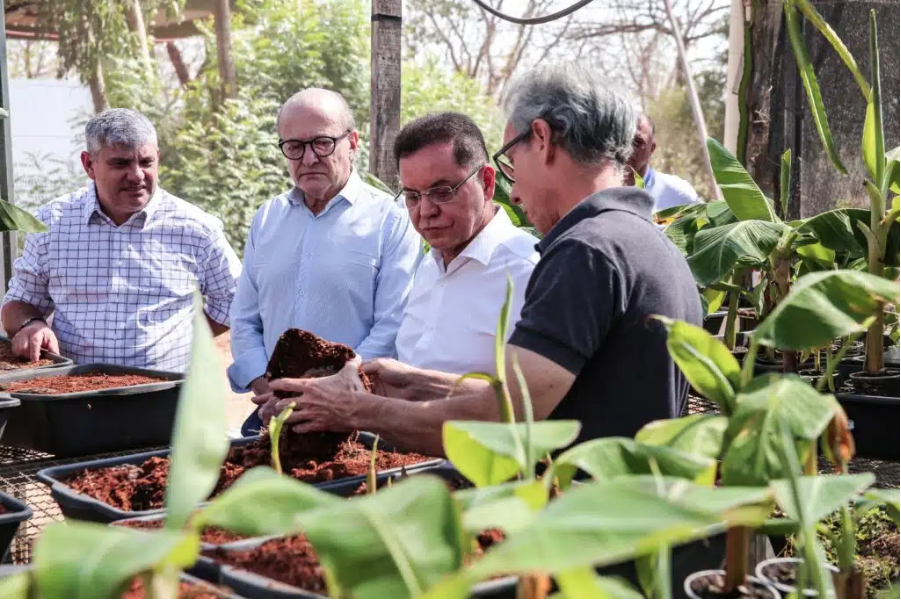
{"left": 492, "top": 130, "right": 530, "bottom": 184}
{"left": 396, "top": 164, "right": 485, "bottom": 209}
{"left": 278, "top": 130, "right": 351, "bottom": 160}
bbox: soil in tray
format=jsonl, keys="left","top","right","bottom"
{"left": 688, "top": 573, "right": 775, "bottom": 599}
{"left": 0, "top": 372, "right": 165, "bottom": 395}
{"left": 65, "top": 433, "right": 431, "bottom": 512}
{"left": 121, "top": 577, "right": 224, "bottom": 599}
{"left": 205, "top": 534, "right": 327, "bottom": 594}
{"left": 116, "top": 517, "right": 246, "bottom": 545}
{"left": 0, "top": 341, "right": 54, "bottom": 371}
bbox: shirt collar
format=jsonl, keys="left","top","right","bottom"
{"left": 429, "top": 204, "right": 514, "bottom": 269}
{"left": 643, "top": 167, "right": 657, "bottom": 189}
{"left": 287, "top": 169, "right": 364, "bottom": 210}
{"left": 82, "top": 182, "right": 163, "bottom": 228}
{"left": 536, "top": 186, "right": 655, "bottom": 254}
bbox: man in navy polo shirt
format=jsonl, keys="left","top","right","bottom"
{"left": 252, "top": 62, "right": 702, "bottom": 455}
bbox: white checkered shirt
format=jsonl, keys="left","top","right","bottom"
{"left": 3, "top": 183, "right": 242, "bottom": 372}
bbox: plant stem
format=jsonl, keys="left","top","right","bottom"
{"left": 723, "top": 526, "right": 750, "bottom": 592}
{"left": 740, "top": 337, "right": 760, "bottom": 387}
{"left": 816, "top": 333, "right": 862, "bottom": 392}
{"left": 724, "top": 271, "right": 743, "bottom": 351}
{"left": 804, "top": 440, "right": 817, "bottom": 475}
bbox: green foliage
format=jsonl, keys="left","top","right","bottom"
{"left": 754, "top": 270, "right": 901, "bottom": 350}
{"left": 0, "top": 199, "right": 48, "bottom": 233}
{"left": 635, "top": 414, "right": 728, "bottom": 460}
{"left": 706, "top": 138, "right": 778, "bottom": 223}
{"left": 687, "top": 220, "right": 790, "bottom": 286}
{"left": 164, "top": 292, "right": 230, "bottom": 531}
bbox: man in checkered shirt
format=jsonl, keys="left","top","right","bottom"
{"left": 1, "top": 108, "right": 242, "bottom": 373}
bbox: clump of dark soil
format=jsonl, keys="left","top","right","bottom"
{"left": 688, "top": 573, "right": 776, "bottom": 599}
{"left": 115, "top": 517, "right": 246, "bottom": 545}
{"left": 204, "top": 534, "right": 326, "bottom": 593}
{"left": 1, "top": 373, "right": 165, "bottom": 395}
{"left": 0, "top": 504, "right": 8, "bottom": 515}
{"left": 121, "top": 577, "right": 224, "bottom": 599}
{"left": 0, "top": 341, "right": 54, "bottom": 371}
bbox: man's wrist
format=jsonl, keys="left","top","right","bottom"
{"left": 17, "top": 316, "right": 46, "bottom": 334}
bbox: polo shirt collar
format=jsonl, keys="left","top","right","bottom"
{"left": 82, "top": 181, "right": 163, "bottom": 228}
{"left": 288, "top": 169, "right": 363, "bottom": 211}
{"left": 429, "top": 204, "right": 512, "bottom": 269}
{"left": 537, "top": 186, "right": 655, "bottom": 253}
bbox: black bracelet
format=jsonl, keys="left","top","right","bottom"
{"left": 18, "top": 317, "right": 46, "bottom": 332}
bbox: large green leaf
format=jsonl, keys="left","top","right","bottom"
{"left": 706, "top": 200, "right": 739, "bottom": 227}
{"left": 687, "top": 220, "right": 789, "bottom": 286}
{"left": 800, "top": 208, "right": 900, "bottom": 265}
{"left": 721, "top": 374, "right": 839, "bottom": 486}
{"left": 796, "top": 242, "right": 836, "bottom": 270}
{"left": 493, "top": 177, "right": 529, "bottom": 227}
{"left": 772, "top": 473, "right": 875, "bottom": 526}
{"left": 443, "top": 420, "right": 580, "bottom": 488}
{"left": 466, "top": 478, "right": 772, "bottom": 581}
{"left": 706, "top": 138, "right": 778, "bottom": 222}
{"left": 886, "top": 146, "right": 900, "bottom": 194}
{"left": 754, "top": 270, "right": 900, "bottom": 349}
{"left": 664, "top": 214, "right": 702, "bottom": 256}
{"left": 636, "top": 414, "right": 728, "bottom": 460}
{"left": 545, "top": 437, "right": 718, "bottom": 488}
{"left": 164, "top": 292, "right": 231, "bottom": 530}
{"left": 866, "top": 488, "right": 900, "bottom": 525}
{"left": 862, "top": 10, "right": 885, "bottom": 188}
{"left": 0, "top": 572, "right": 29, "bottom": 599}
{"left": 785, "top": 1, "right": 847, "bottom": 174}
{"left": 295, "top": 475, "right": 465, "bottom": 598}
{"left": 34, "top": 521, "right": 198, "bottom": 598}
{"left": 0, "top": 199, "right": 48, "bottom": 233}
{"left": 195, "top": 467, "right": 342, "bottom": 536}
{"left": 656, "top": 317, "right": 741, "bottom": 414}
{"left": 556, "top": 569, "right": 644, "bottom": 599}
{"left": 792, "top": 0, "right": 869, "bottom": 97}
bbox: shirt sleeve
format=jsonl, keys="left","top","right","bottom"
{"left": 3, "top": 209, "right": 54, "bottom": 316}
{"left": 355, "top": 206, "right": 421, "bottom": 359}
{"left": 200, "top": 220, "right": 242, "bottom": 326}
{"left": 508, "top": 238, "right": 622, "bottom": 375}
{"left": 226, "top": 214, "right": 269, "bottom": 392}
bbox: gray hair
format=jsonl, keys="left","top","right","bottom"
{"left": 85, "top": 108, "right": 158, "bottom": 155}
{"left": 277, "top": 88, "right": 355, "bottom": 132}
{"left": 502, "top": 63, "right": 635, "bottom": 169}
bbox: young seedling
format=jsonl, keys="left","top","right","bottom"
{"left": 367, "top": 435, "right": 380, "bottom": 495}
{"left": 269, "top": 402, "right": 296, "bottom": 476}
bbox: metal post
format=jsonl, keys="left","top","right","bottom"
{"left": 369, "top": 0, "right": 402, "bottom": 191}
{"left": 0, "top": 11, "right": 17, "bottom": 296}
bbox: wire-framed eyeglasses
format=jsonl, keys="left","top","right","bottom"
{"left": 396, "top": 164, "right": 485, "bottom": 208}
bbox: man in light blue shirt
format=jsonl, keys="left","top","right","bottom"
{"left": 228, "top": 89, "right": 420, "bottom": 430}
{"left": 625, "top": 113, "right": 701, "bottom": 212}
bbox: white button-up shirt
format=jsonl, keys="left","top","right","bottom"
{"left": 396, "top": 206, "right": 539, "bottom": 375}
{"left": 645, "top": 167, "right": 701, "bottom": 212}
{"left": 227, "top": 170, "right": 421, "bottom": 391}
{"left": 3, "top": 183, "right": 242, "bottom": 372}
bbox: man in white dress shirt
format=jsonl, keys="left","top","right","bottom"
{"left": 390, "top": 112, "right": 538, "bottom": 376}
{"left": 624, "top": 113, "right": 701, "bottom": 212}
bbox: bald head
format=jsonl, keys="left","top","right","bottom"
{"left": 277, "top": 88, "right": 355, "bottom": 134}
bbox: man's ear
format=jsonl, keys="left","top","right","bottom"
{"left": 348, "top": 129, "right": 360, "bottom": 160}
{"left": 482, "top": 164, "right": 497, "bottom": 202}
{"left": 80, "top": 151, "right": 97, "bottom": 180}
{"left": 650, "top": 140, "right": 658, "bottom": 156}
{"left": 532, "top": 119, "right": 556, "bottom": 164}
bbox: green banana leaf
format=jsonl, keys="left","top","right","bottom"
{"left": 687, "top": 220, "right": 790, "bottom": 287}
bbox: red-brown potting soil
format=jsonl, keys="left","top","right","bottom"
{"left": 204, "top": 534, "right": 326, "bottom": 593}
{"left": 121, "top": 577, "right": 223, "bottom": 599}
{"left": 65, "top": 433, "right": 432, "bottom": 512}
{"left": 115, "top": 517, "right": 246, "bottom": 545}
{"left": 0, "top": 342, "right": 54, "bottom": 371}
{"left": 1, "top": 372, "right": 165, "bottom": 395}
{"left": 0, "top": 504, "right": 8, "bottom": 515}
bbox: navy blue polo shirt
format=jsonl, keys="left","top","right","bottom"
{"left": 509, "top": 186, "right": 702, "bottom": 445}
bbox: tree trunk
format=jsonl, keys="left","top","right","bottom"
{"left": 166, "top": 42, "right": 191, "bottom": 87}
{"left": 125, "top": 0, "right": 154, "bottom": 75}
{"left": 743, "top": 0, "right": 783, "bottom": 192}
{"left": 89, "top": 61, "right": 108, "bottom": 113}
{"left": 369, "top": 0, "right": 402, "bottom": 190}
{"left": 213, "top": 0, "right": 237, "bottom": 102}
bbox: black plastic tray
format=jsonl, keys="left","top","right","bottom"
{"left": 0, "top": 491, "right": 32, "bottom": 564}
{"left": 38, "top": 434, "right": 443, "bottom": 523}
{"left": 0, "top": 335, "right": 72, "bottom": 382}
{"left": 0, "top": 396, "right": 20, "bottom": 444}
{"left": 835, "top": 391, "right": 899, "bottom": 461}
{"left": 1, "top": 363, "right": 184, "bottom": 456}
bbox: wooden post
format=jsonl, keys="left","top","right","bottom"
{"left": 213, "top": 0, "right": 238, "bottom": 101}
{"left": 0, "top": 9, "right": 16, "bottom": 295}
{"left": 370, "top": 0, "right": 402, "bottom": 191}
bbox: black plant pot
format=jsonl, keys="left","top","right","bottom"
{"left": 834, "top": 389, "right": 900, "bottom": 460}
{"left": 0, "top": 492, "right": 32, "bottom": 564}
{"left": 848, "top": 369, "right": 900, "bottom": 397}
{"left": 704, "top": 312, "right": 728, "bottom": 335}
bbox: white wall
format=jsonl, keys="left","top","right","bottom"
{"left": 9, "top": 78, "right": 93, "bottom": 209}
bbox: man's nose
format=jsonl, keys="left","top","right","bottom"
{"left": 419, "top": 196, "right": 440, "bottom": 217}
{"left": 126, "top": 164, "right": 144, "bottom": 183}
{"left": 301, "top": 147, "right": 320, "bottom": 167}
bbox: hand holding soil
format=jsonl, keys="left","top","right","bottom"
{"left": 362, "top": 357, "right": 416, "bottom": 398}
{"left": 12, "top": 321, "right": 60, "bottom": 363}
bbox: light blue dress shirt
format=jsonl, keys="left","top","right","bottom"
{"left": 227, "top": 170, "right": 421, "bottom": 391}
{"left": 645, "top": 167, "right": 701, "bottom": 212}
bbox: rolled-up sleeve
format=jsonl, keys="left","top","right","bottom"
{"left": 3, "top": 211, "right": 54, "bottom": 316}
{"left": 355, "top": 206, "right": 421, "bottom": 359}
{"left": 200, "top": 220, "right": 242, "bottom": 326}
{"left": 227, "top": 216, "right": 269, "bottom": 392}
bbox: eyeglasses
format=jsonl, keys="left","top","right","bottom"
{"left": 492, "top": 130, "right": 530, "bottom": 184}
{"left": 278, "top": 130, "right": 351, "bottom": 160}
{"left": 396, "top": 164, "right": 484, "bottom": 209}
